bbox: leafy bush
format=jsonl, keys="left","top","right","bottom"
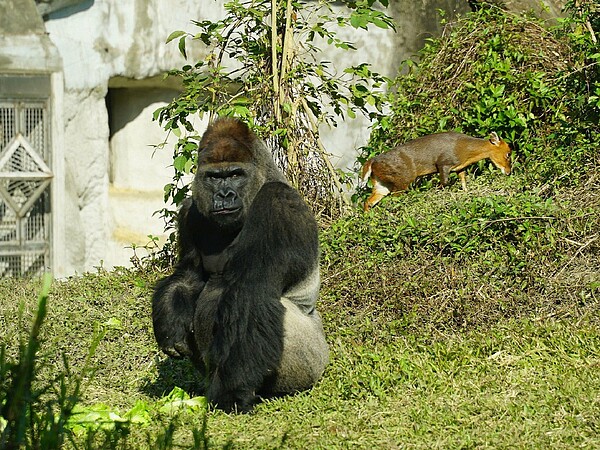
{"left": 358, "top": 2, "right": 600, "bottom": 197}
{"left": 322, "top": 190, "right": 557, "bottom": 268}
{"left": 321, "top": 166, "right": 599, "bottom": 333}
{"left": 154, "top": 0, "right": 394, "bottom": 229}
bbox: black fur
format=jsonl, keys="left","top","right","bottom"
{"left": 152, "top": 118, "right": 327, "bottom": 413}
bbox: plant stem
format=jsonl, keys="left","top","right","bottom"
{"left": 280, "top": 0, "right": 294, "bottom": 88}
{"left": 271, "top": 0, "right": 281, "bottom": 121}
{"left": 301, "top": 98, "right": 352, "bottom": 208}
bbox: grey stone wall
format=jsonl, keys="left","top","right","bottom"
{"left": 42, "top": 0, "right": 216, "bottom": 272}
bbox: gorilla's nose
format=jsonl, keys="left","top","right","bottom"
{"left": 214, "top": 188, "right": 238, "bottom": 210}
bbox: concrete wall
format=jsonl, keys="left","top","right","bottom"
{"left": 105, "top": 86, "right": 205, "bottom": 268}
{"left": 42, "top": 0, "right": 218, "bottom": 272}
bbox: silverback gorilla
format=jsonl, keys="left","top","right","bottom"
{"left": 152, "top": 118, "right": 329, "bottom": 412}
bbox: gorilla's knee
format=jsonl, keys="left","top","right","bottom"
{"left": 268, "top": 300, "right": 329, "bottom": 394}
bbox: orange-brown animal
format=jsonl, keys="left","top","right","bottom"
{"left": 361, "top": 131, "right": 512, "bottom": 211}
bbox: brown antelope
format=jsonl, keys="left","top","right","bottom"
{"left": 361, "top": 131, "right": 512, "bottom": 211}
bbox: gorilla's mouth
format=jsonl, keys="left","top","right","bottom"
{"left": 212, "top": 207, "right": 241, "bottom": 215}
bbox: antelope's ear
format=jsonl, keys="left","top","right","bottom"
{"left": 489, "top": 131, "right": 500, "bottom": 145}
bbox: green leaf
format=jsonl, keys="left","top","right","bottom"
{"left": 173, "top": 155, "right": 188, "bottom": 172}
{"left": 158, "top": 387, "right": 207, "bottom": 414}
{"left": 184, "top": 158, "right": 194, "bottom": 174}
{"left": 166, "top": 30, "right": 186, "bottom": 44}
{"left": 152, "top": 107, "right": 163, "bottom": 121}
{"left": 178, "top": 36, "right": 187, "bottom": 59}
{"left": 124, "top": 400, "right": 152, "bottom": 425}
{"left": 350, "top": 14, "right": 369, "bottom": 29}
{"left": 68, "top": 404, "right": 127, "bottom": 433}
{"left": 102, "top": 318, "right": 122, "bottom": 330}
{"left": 372, "top": 17, "right": 389, "bottom": 29}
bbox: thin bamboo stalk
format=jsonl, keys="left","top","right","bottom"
{"left": 271, "top": 0, "right": 281, "bottom": 121}
{"left": 301, "top": 98, "right": 351, "bottom": 208}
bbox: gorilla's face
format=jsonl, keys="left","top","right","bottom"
{"left": 191, "top": 121, "right": 269, "bottom": 233}
{"left": 194, "top": 162, "right": 259, "bottom": 232}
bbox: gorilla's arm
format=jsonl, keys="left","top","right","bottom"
{"left": 207, "top": 181, "right": 319, "bottom": 411}
{"left": 152, "top": 198, "right": 206, "bottom": 359}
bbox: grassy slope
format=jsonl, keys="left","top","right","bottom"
{"left": 1, "top": 166, "right": 599, "bottom": 449}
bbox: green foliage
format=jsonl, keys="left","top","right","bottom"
{"left": 130, "top": 235, "right": 176, "bottom": 272}
{"left": 323, "top": 190, "right": 557, "bottom": 273}
{"left": 358, "top": 3, "right": 599, "bottom": 198}
{"left": 0, "top": 216, "right": 599, "bottom": 449}
{"left": 321, "top": 171, "right": 599, "bottom": 336}
{"left": 154, "top": 0, "right": 394, "bottom": 229}
{"left": 0, "top": 274, "right": 213, "bottom": 450}
{"left": 0, "top": 275, "right": 81, "bottom": 449}
{"left": 67, "top": 387, "right": 207, "bottom": 447}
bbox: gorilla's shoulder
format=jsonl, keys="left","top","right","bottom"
{"left": 259, "top": 180, "right": 295, "bottom": 194}
{"left": 255, "top": 181, "right": 311, "bottom": 211}
{"left": 177, "top": 196, "right": 201, "bottom": 224}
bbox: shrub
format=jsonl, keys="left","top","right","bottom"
{"left": 357, "top": 2, "right": 600, "bottom": 199}
{"left": 154, "top": 0, "right": 394, "bottom": 227}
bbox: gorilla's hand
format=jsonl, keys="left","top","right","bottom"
{"left": 157, "top": 329, "right": 193, "bottom": 359}
{"left": 152, "top": 272, "right": 204, "bottom": 359}
{"left": 161, "top": 340, "right": 191, "bottom": 359}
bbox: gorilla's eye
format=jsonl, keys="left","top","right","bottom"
{"left": 228, "top": 169, "right": 246, "bottom": 179}
{"left": 206, "top": 171, "right": 224, "bottom": 180}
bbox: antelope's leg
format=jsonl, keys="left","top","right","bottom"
{"left": 364, "top": 181, "right": 391, "bottom": 211}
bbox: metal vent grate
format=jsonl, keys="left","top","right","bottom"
{"left": 0, "top": 100, "right": 52, "bottom": 277}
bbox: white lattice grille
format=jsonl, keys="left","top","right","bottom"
{"left": 24, "top": 107, "right": 48, "bottom": 160}
{"left": 0, "top": 100, "right": 52, "bottom": 277}
{"left": 0, "top": 107, "right": 15, "bottom": 151}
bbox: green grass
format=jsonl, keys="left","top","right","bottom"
{"left": 2, "top": 278, "right": 599, "bottom": 448}
{"left": 194, "top": 318, "right": 600, "bottom": 449}
{"left": 1, "top": 163, "right": 599, "bottom": 448}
